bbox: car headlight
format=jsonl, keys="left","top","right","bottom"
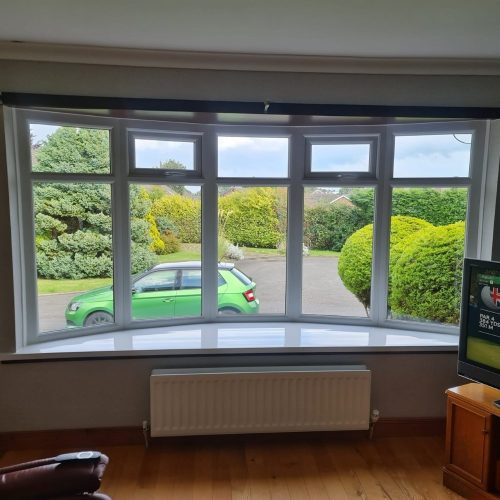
{"left": 68, "top": 302, "right": 81, "bottom": 312}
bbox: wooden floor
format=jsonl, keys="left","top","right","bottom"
{"left": 0, "top": 434, "right": 463, "bottom": 499}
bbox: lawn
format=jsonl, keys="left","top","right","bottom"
{"left": 38, "top": 277, "right": 112, "bottom": 295}
{"left": 38, "top": 243, "right": 339, "bottom": 294}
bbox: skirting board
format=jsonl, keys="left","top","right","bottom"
{"left": 0, "top": 418, "right": 445, "bottom": 451}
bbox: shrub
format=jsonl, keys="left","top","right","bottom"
{"left": 219, "top": 187, "right": 281, "bottom": 248}
{"left": 131, "top": 242, "right": 158, "bottom": 274}
{"left": 304, "top": 204, "right": 367, "bottom": 251}
{"left": 146, "top": 213, "right": 165, "bottom": 254}
{"left": 159, "top": 231, "right": 181, "bottom": 254}
{"left": 152, "top": 194, "right": 201, "bottom": 243}
{"left": 390, "top": 222, "right": 465, "bottom": 324}
{"left": 224, "top": 243, "right": 244, "bottom": 260}
{"left": 338, "top": 216, "right": 432, "bottom": 311}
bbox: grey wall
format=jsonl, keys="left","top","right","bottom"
{"left": 0, "top": 59, "right": 496, "bottom": 432}
{"left": 0, "top": 352, "right": 463, "bottom": 432}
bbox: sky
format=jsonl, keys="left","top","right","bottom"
{"left": 30, "top": 124, "right": 472, "bottom": 178}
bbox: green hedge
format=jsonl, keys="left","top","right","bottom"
{"left": 219, "top": 187, "right": 282, "bottom": 248}
{"left": 304, "top": 204, "right": 367, "bottom": 251}
{"left": 390, "top": 222, "right": 465, "bottom": 324}
{"left": 349, "top": 187, "right": 467, "bottom": 226}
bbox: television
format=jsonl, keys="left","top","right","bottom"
{"left": 458, "top": 258, "right": 500, "bottom": 393}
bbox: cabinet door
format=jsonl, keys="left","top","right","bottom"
{"left": 446, "top": 398, "right": 493, "bottom": 490}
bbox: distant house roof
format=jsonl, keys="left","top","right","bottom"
{"left": 330, "top": 195, "right": 354, "bottom": 206}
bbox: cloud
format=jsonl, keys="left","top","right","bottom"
{"left": 135, "top": 138, "right": 186, "bottom": 152}
{"left": 218, "top": 136, "right": 288, "bottom": 152}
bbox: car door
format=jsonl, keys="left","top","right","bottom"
{"left": 131, "top": 269, "right": 178, "bottom": 320}
{"left": 174, "top": 269, "right": 202, "bottom": 317}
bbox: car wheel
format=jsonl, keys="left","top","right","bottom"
{"left": 84, "top": 311, "right": 113, "bottom": 327}
{"left": 218, "top": 307, "right": 240, "bottom": 315}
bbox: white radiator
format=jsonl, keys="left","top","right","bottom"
{"left": 150, "top": 365, "right": 371, "bottom": 437}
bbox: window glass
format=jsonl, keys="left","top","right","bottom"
{"left": 393, "top": 134, "right": 472, "bottom": 178}
{"left": 30, "top": 124, "right": 110, "bottom": 174}
{"left": 134, "top": 137, "right": 195, "bottom": 170}
{"left": 310, "top": 143, "right": 370, "bottom": 173}
{"left": 302, "top": 187, "right": 374, "bottom": 316}
{"left": 387, "top": 187, "right": 468, "bottom": 326}
{"left": 217, "top": 136, "right": 289, "bottom": 177}
{"left": 218, "top": 186, "right": 287, "bottom": 314}
{"left": 34, "top": 182, "right": 114, "bottom": 333}
{"left": 134, "top": 270, "right": 177, "bottom": 292}
{"left": 180, "top": 270, "right": 201, "bottom": 289}
{"left": 130, "top": 184, "right": 201, "bottom": 321}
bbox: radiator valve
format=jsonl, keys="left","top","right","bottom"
{"left": 371, "top": 409, "right": 380, "bottom": 423}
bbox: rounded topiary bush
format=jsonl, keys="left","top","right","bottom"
{"left": 390, "top": 221, "right": 465, "bottom": 324}
{"left": 338, "top": 216, "right": 432, "bottom": 312}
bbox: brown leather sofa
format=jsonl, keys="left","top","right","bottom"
{"left": 0, "top": 451, "right": 110, "bottom": 499}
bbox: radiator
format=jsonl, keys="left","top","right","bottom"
{"left": 150, "top": 365, "right": 371, "bottom": 437}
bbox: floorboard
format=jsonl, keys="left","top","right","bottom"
{"left": 0, "top": 435, "right": 464, "bottom": 499}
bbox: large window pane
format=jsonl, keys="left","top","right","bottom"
{"left": 311, "top": 143, "right": 370, "bottom": 173}
{"left": 30, "top": 123, "right": 110, "bottom": 174}
{"left": 134, "top": 137, "right": 195, "bottom": 170}
{"left": 34, "top": 183, "right": 114, "bottom": 333}
{"left": 388, "top": 187, "right": 468, "bottom": 325}
{"left": 130, "top": 184, "right": 201, "bottom": 321}
{"left": 303, "top": 187, "right": 373, "bottom": 316}
{"left": 394, "top": 134, "right": 471, "bottom": 178}
{"left": 217, "top": 136, "right": 289, "bottom": 178}
{"left": 218, "top": 186, "right": 287, "bottom": 314}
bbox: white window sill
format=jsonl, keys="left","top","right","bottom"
{"left": 0, "top": 322, "right": 458, "bottom": 361}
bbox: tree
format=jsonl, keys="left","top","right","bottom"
{"left": 159, "top": 159, "right": 187, "bottom": 194}
{"left": 34, "top": 127, "right": 156, "bottom": 279}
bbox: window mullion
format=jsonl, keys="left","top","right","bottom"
{"left": 112, "top": 121, "right": 131, "bottom": 327}
{"left": 202, "top": 129, "right": 218, "bottom": 321}
{"left": 371, "top": 130, "right": 393, "bottom": 325}
{"left": 287, "top": 131, "right": 304, "bottom": 319}
{"left": 16, "top": 112, "right": 39, "bottom": 345}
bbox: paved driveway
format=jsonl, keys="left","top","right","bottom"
{"left": 38, "top": 256, "right": 366, "bottom": 332}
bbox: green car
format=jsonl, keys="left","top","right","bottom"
{"left": 66, "top": 261, "right": 259, "bottom": 327}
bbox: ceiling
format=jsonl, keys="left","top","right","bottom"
{"left": 1, "top": 0, "right": 500, "bottom": 59}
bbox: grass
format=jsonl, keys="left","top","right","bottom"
{"left": 37, "top": 243, "right": 339, "bottom": 294}
{"left": 38, "top": 278, "right": 112, "bottom": 295}
{"left": 467, "top": 337, "right": 500, "bottom": 370}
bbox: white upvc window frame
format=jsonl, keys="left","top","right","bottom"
{"left": 6, "top": 107, "right": 488, "bottom": 346}
{"left": 304, "top": 133, "right": 379, "bottom": 179}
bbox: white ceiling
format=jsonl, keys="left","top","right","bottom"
{"left": 1, "top": 0, "right": 500, "bottom": 59}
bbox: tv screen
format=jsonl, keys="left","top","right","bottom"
{"left": 458, "top": 258, "right": 500, "bottom": 390}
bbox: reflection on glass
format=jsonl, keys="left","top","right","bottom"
{"left": 218, "top": 186, "right": 287, "bottom": 314}
{"left": 394, "top": 134, "right": 472, "bottom": 178}
{"left": 130, "top": 184, "right": 202, "bottom": 321}
{"left": 134, "top": 138, "right": 194, "bottom": 170}
{"left": 387, "top": 187, "right": 468, "bottom": 326}
{"left": 30, "top": 123, "right": 110, "bottom": 174}
{"left": 311, "top": 143, "right": 370, "bottom": 173}
{"left": 34, "top": 183, "right": 114, "bottom": 333}
{"left": 302, "top": 187, "right": 373, "bottom": 317}
{"left": 217, "top": 136, "right": 289, "bottom": 177}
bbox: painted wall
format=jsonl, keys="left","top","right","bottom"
{"left": 0, "top": 59, "right": 497, "bottom": 432}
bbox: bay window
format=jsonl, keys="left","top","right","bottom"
{"left": 5, "top": 106, "right": 488, "bottom": 346}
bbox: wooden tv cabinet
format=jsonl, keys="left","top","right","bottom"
{"left": 444, "top": 383, "right": 500, "bottom": 499}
